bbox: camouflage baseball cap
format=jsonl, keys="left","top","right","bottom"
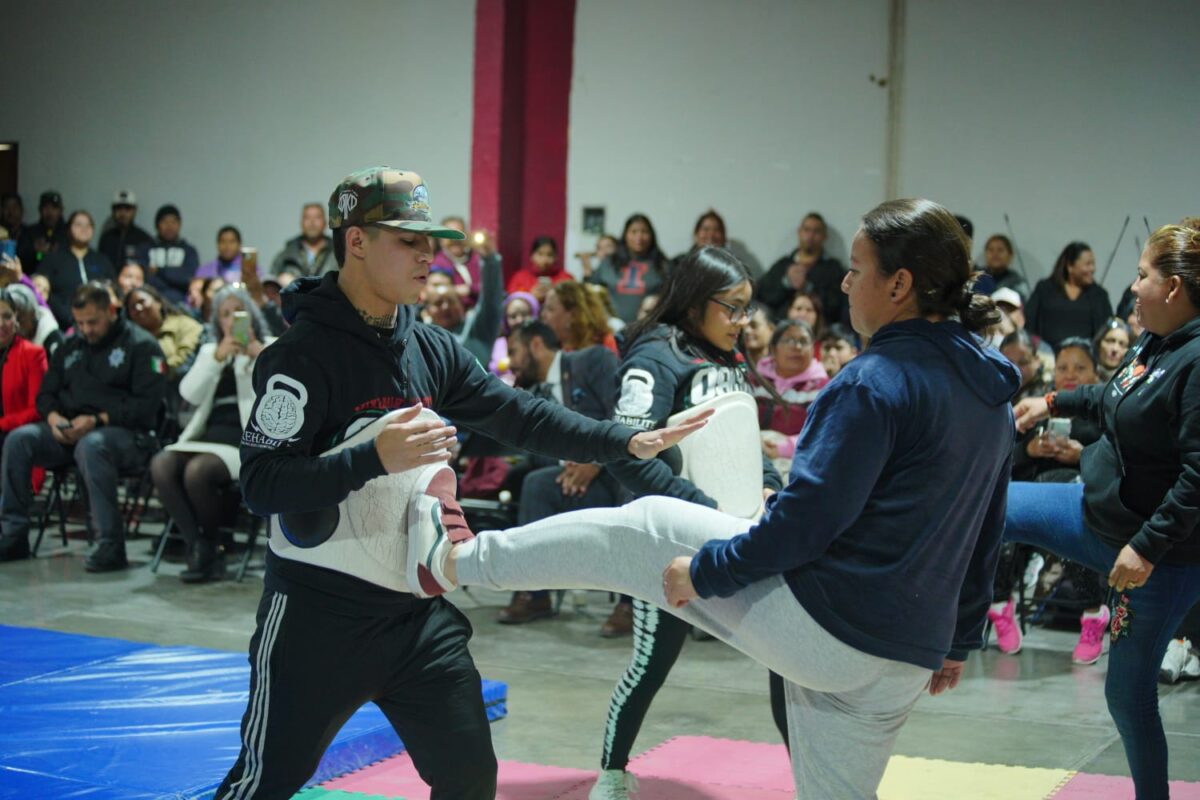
{"left": 327, "top": 166, "right": 465, "bottom": 239}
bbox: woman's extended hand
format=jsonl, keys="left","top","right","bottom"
{"left": 1109, "top": 544, "right": 1154, "bottom": 592}
{"left": 662, "top": 555, "right": 699, "bottom": 608}
{"left": 1013, "top": 396, "right": 1050, "bottom": 434}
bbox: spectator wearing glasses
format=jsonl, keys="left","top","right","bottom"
{"left": 753, "top": 319, "right": 830, "bottom": 473}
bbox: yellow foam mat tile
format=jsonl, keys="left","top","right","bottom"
{"left": 879, "top": 756, "right": 1073, "bottom": 800}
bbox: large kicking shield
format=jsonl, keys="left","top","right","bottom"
{"left": 667, "top": 391, "right": 765, "bottom": 520}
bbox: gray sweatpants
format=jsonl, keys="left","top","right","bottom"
{"left": 455, "top": 496, "right": 932, "bottom": 799}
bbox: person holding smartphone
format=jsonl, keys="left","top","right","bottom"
{"left": 151, "top": 286, "right": 269, "bottom": 582}
{"left": 1006, "top": 224, "right": 1200, "bottom": 800}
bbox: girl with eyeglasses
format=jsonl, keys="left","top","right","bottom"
{"left": 585, "top": 246, "right": 786, "bottom": 797}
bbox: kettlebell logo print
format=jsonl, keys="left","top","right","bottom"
{"left": 255, "top": 375, "right": 309, "bottom": 441}
{"left": 338, "top": 190, "right": 358, "bottom": 220}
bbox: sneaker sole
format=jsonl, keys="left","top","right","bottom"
{"left": 407, "top": 466, "right": 457, "bottom": 598}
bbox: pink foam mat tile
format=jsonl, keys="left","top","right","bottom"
{"left": 552, "top": 777, "right": 792, "bottom": 800}
{"left": 626, "top": 736, "right": 793, "bottom": 792}
{"left": 1051, "top": 772, "right": 1200, "bottom": 799}
{"left": 322, "top": 754, "right": 595, "bottom": 800}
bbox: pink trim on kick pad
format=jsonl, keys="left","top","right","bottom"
{"left": 323, "top": 754, "right": 595, "bottom": 799}
{"left": 1051, "top": 772, "right": 1200, "bottom": 799}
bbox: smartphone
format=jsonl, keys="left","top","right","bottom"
{"left": 240, "top": 246, "right": 258, "bottom": 276}
{"left": 0, "top": 240, "right": 15, "bottom": 259}
{"left": 1046, "top": 417, "right": 1071, "bottom": 443}
{"left": 231, "top": 310, "right": 251, "bottom": 347}
{"left": 56, "top": 420, "right": 73, "bottom": 431}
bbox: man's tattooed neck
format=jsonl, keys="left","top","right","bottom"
{"left": 357, "top": 307, "right": 397, "bottom": 328}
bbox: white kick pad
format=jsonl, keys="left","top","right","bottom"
{"left": 667, "top": 392, "right": 764, "bottom": 520}
{"left": 269, "top": 406, "right": 448, "bottom": 592}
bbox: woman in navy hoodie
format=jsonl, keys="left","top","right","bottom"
{"left": 413, "top": 199, "right": 1019, "bottom": 799}
{"left": 1010, "top": 223, "right": 1200, "bottom": 800}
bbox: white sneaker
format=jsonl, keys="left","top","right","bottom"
{"left": 405, "top": 464, "right": 473, "bottom": 598}
{"left": 1161, "top": 638, "right": 1200, "bottom": 684}
{"left": 589, "top": 769, "right": 639, "bottom": 799}
{"left": 1022, "top": 553, "right": 1044, "bottom": 594}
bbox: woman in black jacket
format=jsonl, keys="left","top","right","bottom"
{"left": 1010, "top": 224, "right": 1200, "bottom": 800}
{"left": 1024, "top": 241, "right": 1114, "bottom": 349}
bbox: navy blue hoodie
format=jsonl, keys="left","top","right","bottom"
{"left": 690, "top": 319, "right": 1020, "bottom": 670}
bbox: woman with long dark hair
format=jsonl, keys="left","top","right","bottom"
{"left": 586, "top": 213, "right": 669, "bottom": 324}
{"left": 409, "top": 199, "right": 1019, "bottom": 799}
{"left": 1025, "top": 241, "right": 1114, "bottom": 348}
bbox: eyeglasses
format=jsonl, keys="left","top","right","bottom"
{"left": 708, "top": 297, "right": 756, "bottom": 323}
{"left": 776, "top": 336, "right": 813, "bottom": 348}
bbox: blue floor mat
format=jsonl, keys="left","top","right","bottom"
{"left": 0, "top": 625, "right": 507, "bottom": 800}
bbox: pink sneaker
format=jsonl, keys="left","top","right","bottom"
{"left": 406, "top": 464, "right": 475, "bottom": 598}
{"left": 1073, "top": 606, "right": 1111, "bottom": 665}
{"left": 987, "top": 598, "right": 1023, "bottom": 654}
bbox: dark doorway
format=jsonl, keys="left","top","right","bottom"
{"left": 0, "top": 143, "right": 17, "bottom": 197}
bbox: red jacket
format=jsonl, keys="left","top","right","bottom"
{"left": 506, "top": 263, "right": 572, "bottom": 295}
{"left": 0, "top": 336, "right": 48, "bottom": 433}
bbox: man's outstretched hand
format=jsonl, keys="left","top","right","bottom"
{"left": 627, "top": 409, "right": 712, "bottom": 460}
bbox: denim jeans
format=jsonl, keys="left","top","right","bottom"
{"left": 1006, "top": 481, "right": 1200, "bottom": 800}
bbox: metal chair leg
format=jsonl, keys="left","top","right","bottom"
{"left": 149, "top": 519, "right": 176, "bottom": 574}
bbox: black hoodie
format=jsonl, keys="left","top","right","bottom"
{"left": 1057, "top": 316, "right": 1200, "bottom": 565}
{"left": 240, "top": 273, "right": 639, "bottom": 604}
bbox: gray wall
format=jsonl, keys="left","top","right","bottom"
{"left": 1, "top": 0, "right": 476, "bottom": 264}
{"left": 566, "top": 0, "right": 1200, "bottom": 296}
{"left": 5, "top": 0, "right": 1197, "bottom": 297}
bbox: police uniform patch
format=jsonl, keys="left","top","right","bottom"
{"left": 254, "top": 374, "right": 308, "bottom": 440}
{"left": 108, "top": 347, "right": 125, "bottom": 369}
{"left": 615, "top": 368, "right": 656, "bottom": 418}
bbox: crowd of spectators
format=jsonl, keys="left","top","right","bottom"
{"left": 0, "top": 185, "right": 1192, "bottom": 670}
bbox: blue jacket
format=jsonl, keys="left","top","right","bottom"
{"left": 691, "top": 318, "right": 1019, "bottom": 670}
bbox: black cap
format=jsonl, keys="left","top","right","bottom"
{"left": 39, "top": 191, "right": 62, "bottom": 208}
{"left": 155, "top": 204, "right": 181, "bottom": 226}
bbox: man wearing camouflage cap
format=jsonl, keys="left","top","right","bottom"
{"left": 216, "top": 167, "right": 699, "bottom": 799}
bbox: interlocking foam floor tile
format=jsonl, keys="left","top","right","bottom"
{"left": 879, "top": 755, "right": 1070, "bottom": 800}
{"left": 295, "top": 789, "right": 405, "bottom": 800}
{"left": 323, "top": 753, "right": 595, "bottom": 800}
{"left": 1050, "top": 772, "right": 1200, "bottom": 799}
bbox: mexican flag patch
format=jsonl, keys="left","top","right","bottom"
{"left": 151, "top": 356, "right": 166, "bottom": 375}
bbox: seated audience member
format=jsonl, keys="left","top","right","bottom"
{"left": 1025, "top": 241, "right": 1114, "bottom": 349}
{"left": 785, "top": 289, "right": 826, "bottom": 345}
{"left": 587, "top": 282, "right": 624, "bottom": 334}
{"left": 672, "top": 209, "right": 727, "bottom": 265}
{"left": 1, "top": 193, "right": 25, "bottom": 250}
{"left": 98, "top": 190, "right": 152, "bottom": 271}
{"left": 186, "top": 277, "right": 226, "bottom": 322}
{"left": 541, "top": 281, "right": 617, "bottom": 353}
{"left": 818, "top": 323, "right": 859, "bottom": 379}
{"left": 431, "top": 215, "right": 483, "bottom": 308}
{"left": 506, "top": 236, "right": 571, "bottom": 302}
{"left": 991, "top": 337, "right": 1109, "bottom": 664}
{"left": 756, "top": 212, "right": 847, "bottom": 324}
{"left": 1092, "top": 316, "right": 1132, "bottom": 381}
{"left": 586, "top": 213, "right": 669, "bottom": 324}
{"left": 422, "top": 232, "right": 502, "bottom": 364}
{"left": 125, "top": 285, "right": 204, "bottom": 380}
{"left": 496, "top": 320, "right": 623, "bottom": 623}
{"left": 151, "top": 286, "right": 270, "bottom": 583}
{"left": 753, "top": 320, "right": 829, "bottom": 472}
{"left": 0, "top": 282, "right": 166, "bottom": 568}
{"left": 16, "top": 191, "right": 68, "bottom": 272}
{"left": 0, "top": 250, "right": 54, "bottom": 307}
{"left": 4, "top": 284, "right": 63, "bottom": 360}
{"left": 39, "top": 210, "right": 115, "bottom": 329}
{"left": 31, "top": 274, "right": 50, "bottom": 304}
{"left": 117, "top": 261, "right": 146, "bottom": 298}
{"left": 0, "top": 287, "right": 49, "bottom": 446}
{"left": 196, "top": 225, "right": 244, "bottom": 283}
{"left": 574, "top": 233, "right": 618, "bottom": 280}
{"left": 137, "top": 204, "right": 200, "bottom": 305}
{"left": 983, "top": 234, "right": 1029, "bottom": 300}
{"left": 742, "top": 305, "right": 774, "bottom": 368}
{"left": 1000, "top": 329, "right": 1050, "bottom": 402}
{"left": 258, "top": 272, "right": 292, "bottom": 336}
{"left": 270, "top": 203, "right": 335, "bottom": 278}
{"left": 488, "top": 292, "right": 538, "bottom": 383}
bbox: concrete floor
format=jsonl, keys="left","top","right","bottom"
{"left": 3, "top": 534, "right": 1200, "bottom": 786}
